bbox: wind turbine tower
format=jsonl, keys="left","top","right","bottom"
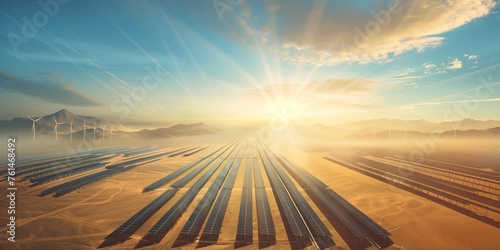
{"left": 52, "top": 115, "right": 63, "bottom": 141}
{"left": 70, "top": 118, "right": 74, "bottom": 142}
{"left": 102, "top": 122, "right": 108, "bottom": 140}
{"left": 83, "top": 118, "right": 86, "bottom": 141}
{"left": 27, "top": 115, "right": 42, "bottom": 141}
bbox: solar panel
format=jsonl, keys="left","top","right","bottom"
{"left": 170, "top": 142, "right": 238, "bottom": 188}
{"left": 102, "top": 189, "right": 177, "bottom": 244}
{"left": 258, "top": 150, "right": 310, "bottom": 247}
{"left": 173, "top": 147, "right": 243, "bottom": 246}
{"left": 264, "top": 153, "right": 333, "bottom": 245}
{"left": 236, "top": 157, "right": 253, "bottom": 244}
{"left": 141, "top": 143, "right": 237, "bottom": 244}
{"left": 183, "top": 146, "right": 208, "bottom": 157}
{"left": 23, "top": 155, "right": 113, "bottom": 181}
{"left": 143, "top": 157, "right": 204, "bottom": 192}
{"left": 168, "top": 147, "right": 200, "bottom": 157}
{"left": 41, "top": 159, "right": 159, "bottom": 196}
{"left": 252, "top": 149, "right": 276, "bottom": 244}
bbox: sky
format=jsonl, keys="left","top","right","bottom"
{"left": 1, "top": 0, "right": 500, "bottom": 127}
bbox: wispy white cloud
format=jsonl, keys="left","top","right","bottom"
{"left": 415, "top": 98, "right": 500, "bottom": 106}
{"left": 448, "top": 58, "right": 463, "bottom": 69}
{"left": 466, "top": 54, "right": 478, "bottom": 60}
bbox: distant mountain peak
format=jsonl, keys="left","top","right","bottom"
{"left": 53, "top": 109, "right": 73, "bottom": 115}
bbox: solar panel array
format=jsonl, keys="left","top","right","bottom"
{"left": 141, "top": 143, "right": 239, "bottom": 244}
{"left": 173, "top": 143, "right": 244, "bottom": 246}
{"left": 43, "top": 159, "right": 160, "bottom": 197}
{"left": 102, "top": 189, "right": 178, "bottom": 245}
{"left": 251, "top": 147, "right": 277, "bottom": 246}
{"left": 273, "top": 149, "right": 393, "bottom": 249}
{"left": 262, "top": 148, "right": 335, "bottom": 248}
{"left": 170, "top": 142, "right": 237, "bottom": 188}
{"left": 256, "top": 145, "right": 311, "bottom": 248}
{"left": 21, "top": 155, "right": 109, "bottom": 180}
{"left": 17, "top": 137, "right": 396, "bottom": 249}
{"left": 183, "top": 146, "right": 208, "bottom": 157}
{"left": 144, "top": 143, "right": 231, "bottom": 192}
{"left": 198, "top": 144, "right": 246, "bottom": 244}
{"left": 236, "top": 155, "right": 253, "bottom": 245}
{"left": 37, "top": 149, "right": 180, "bottom": 197}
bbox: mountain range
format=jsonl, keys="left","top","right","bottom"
{"left": 0, "top": 109, "right": 223, "bottom": 140}
{"left": 332, "top": 118, "right": 500, "bottom": 133}
{"left": 297, "top": 122, "right": 500, "bottom": 140}
{"left": 1, "top": 109, "right": 499, "bottom": 141}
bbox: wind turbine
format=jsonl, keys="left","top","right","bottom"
{"left": 27, "top": 115, "right": 42, "bottom": 141}
{"left": 93, "top": 123, "right": 96, "bottom": 141}
{"left": 102, "top": 122, "right": 108, "bottom": 140}
{"left": 83, "top": 118, "right": 86, "bottom": 141}
{"left": 70, "top": 118, "right": 73, "bottom": 142}
{"left": 52, "top": 115, "right": 63, "bottom": 141}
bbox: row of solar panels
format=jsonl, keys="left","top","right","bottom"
{"left": 38, "top": 147, "right": 195, "bottom": 197}
{"left": 198, "top": 154, "right": 243, "bottom": 245}
{"left": 174, "top": 143, "right": 245, "bottom": 246}
{"left": 274, "top": 148, "right": 394, "bottom": 249}
{"left": 235, "top": 156, "right": 254, "bottom": 245}
{"left": 1, "top": 146, "right": 159, "bottom": 178}
{"left": 0, "top": 146, "right": 130, "bottom": 172}
{"left": 336, "top": 153, "right": 500, "bottom": 209}
{"left": 101, "top": 139, "right": 245, "bottom": 248}
{"left": 25, "top": 155, "right": 115, "bottom": 182}
{"left": 140, "top": 142, "right": 241, "bottom": 246}
{"left": 143, "top": 141, "right": 239, "bottom": 192}
{"left": 264, "top": 148, "right": 334, "bottom": 248}
{"left": 101, "top": 138, "right": 393, "bottom": 249}
{"left": 257, "top": 145, "right": 313, "bottom": 248}
{"left": 325, "top": 154, "right": 497, "bottom": 217}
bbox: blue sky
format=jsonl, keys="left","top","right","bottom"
{"left": 1, "top": 0, "right": 499, "bottom": 126}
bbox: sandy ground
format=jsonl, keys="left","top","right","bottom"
{"left": 277, "top": 144, "right": 500, "bottom": 250}
{"left": 0, "top": 135, "right": 499, "bottom": 249}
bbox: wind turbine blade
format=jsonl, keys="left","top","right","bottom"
{"left": 34, "top": 117, "right": 42, "bottom": 122}
{"left": 52, "top": 115, "right": 57, "bottom": 123}
{"left": 27, "top": 115, "right": 34, "bottom": 121}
